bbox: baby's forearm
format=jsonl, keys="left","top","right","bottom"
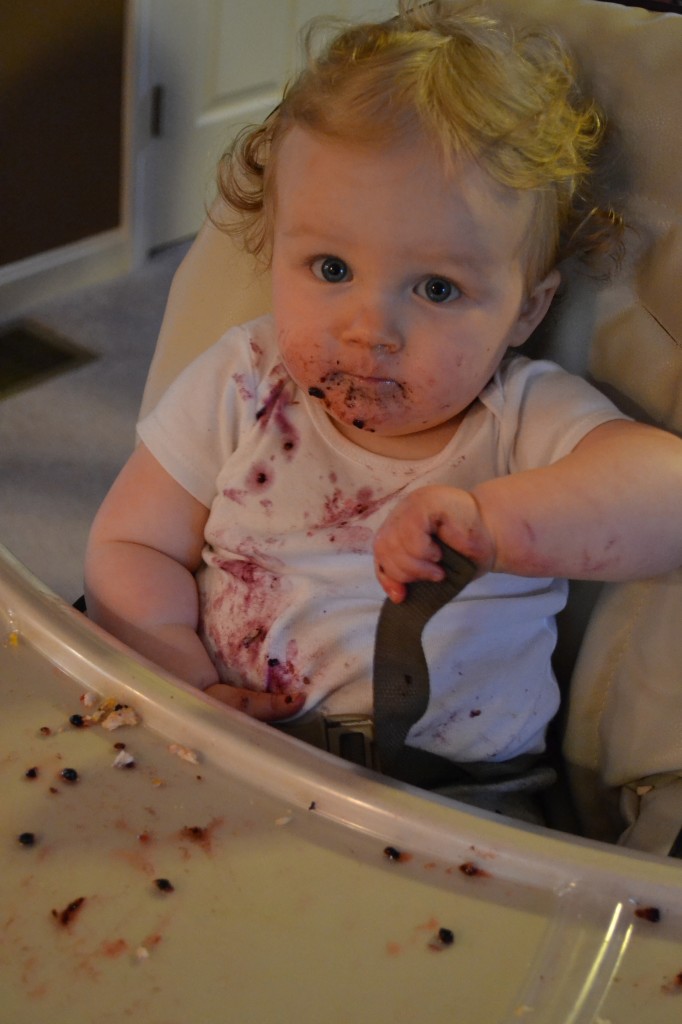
{"left": 475, "top": 420, "right": 682, "bottom": 582}
{"left": 84, "top": 539, "right": 219, "bottom": 689}
{"left": 375, "top": 420, "right": 682, "bottom": 599}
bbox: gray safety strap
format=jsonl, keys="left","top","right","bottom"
{"left": 372, "top": 540, "right": 477, "bottom": 786}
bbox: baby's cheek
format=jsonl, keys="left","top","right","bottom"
{"left": 408, "top": 378, "right": 455, "bottom": 422}
{"left": 278, "top": 333, "right": 320, "bottom": 387}
{"left": 415, "top": 364, "right": 473, "bottom": 419}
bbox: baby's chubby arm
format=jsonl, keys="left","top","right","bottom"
{"left": 374, "top": 419, "right": 682, "bottom": 602}
{"left": 85, "top": 443, "right": 303, "bottom": 720}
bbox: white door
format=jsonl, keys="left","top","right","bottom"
{"left": 134, "top": 0, "right": 395, "bottom": 257}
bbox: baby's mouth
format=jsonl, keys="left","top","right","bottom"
{"left": 307, "top": 370, "right": 411, "bottom": 434}
{"left": 316, "top": 370, "right": 406, "bottom": 406}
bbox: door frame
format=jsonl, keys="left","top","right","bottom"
{"left": 0, "top": 0, "right": 395, "bottom": 318}
{"left": 0, "top": 1, "right": 138, "bottom": 320}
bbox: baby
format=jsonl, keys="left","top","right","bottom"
{"left": 85, "top": 1, "right": 682, "bottom": 793}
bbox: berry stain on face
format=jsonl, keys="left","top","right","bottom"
{"left": 320, "top": 371, "right": 408, "bottom": 414}
{"left": 272, "top": 128, "right": 557, "bottom": 458}
{"left": 303, "top": 365, "right": 410, "bottom": 433}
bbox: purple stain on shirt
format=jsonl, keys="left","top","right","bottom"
{"left": 255, "top": 370, "right": 300, "bottom": 459}
{"left": 318, "top": 486, "right": 380, "bottom": 529}
{"left": 217, "top": 559, "right": 260, "bottom": 585}
{"left": 206, "top": 558, "right": 284, "bottom": 677}
{"left": 233, "top": 371, "right": 254, "bottom": 402}
{"left": 265, "top": 640, "right": 301, "bottom": 694}
{"left": 246, "top": 462, "right": 274, "bottom": 491}
{"left": 223, "top": 487, "right": 246, "bottom": 504}
{"left": 256, "top": 378, "right": 286, "bottom": 426}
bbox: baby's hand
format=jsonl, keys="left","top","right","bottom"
{"left": 374, "top": 485, "right": 495, "bottom": 602}
{"left": 204, "top": 682, "right": 306, "bottom": 721}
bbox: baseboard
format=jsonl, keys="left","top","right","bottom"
{"left": 0, "top": 229, "right": 134, "bottom": 321}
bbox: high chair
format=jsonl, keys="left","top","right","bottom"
{"left": 138, "top": 0, "right": 682, "bottom": 855}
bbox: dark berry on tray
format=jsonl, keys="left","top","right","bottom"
{"left": 52, "top": 897, "right": 86, "bottom": 926}
{"left": 635, "top": 906, "right": 661, "bottom": 922}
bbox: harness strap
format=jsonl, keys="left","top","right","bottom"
{"left": 372, "top": 540, "right": 478, "bottom": 786}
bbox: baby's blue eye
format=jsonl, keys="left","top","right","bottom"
{"left": 416, "top": 276, "right": 460, "bottom": 303}
{"left": 312, "top": 256, "right": 350, "bottom": 283}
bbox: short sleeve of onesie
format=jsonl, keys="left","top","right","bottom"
{"left": 137, "top": 320, "right": 273, "bottom": 507}
{"left": 478, "top": 356, "right": 631, "bottom": 476}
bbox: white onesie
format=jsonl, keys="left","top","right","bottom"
{"left": 138, "top": 314, "right": 627, "bottom": 764}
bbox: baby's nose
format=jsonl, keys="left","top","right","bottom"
{"left": 339, "top": 302, "right": 402, "bottom": 352}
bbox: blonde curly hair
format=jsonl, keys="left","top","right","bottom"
{"left": 216, "top": 0, "right": 622, "bottom": 287}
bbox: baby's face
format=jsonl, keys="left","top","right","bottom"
{"left": 271, "top": 127, "right": 558, "bottom": 459}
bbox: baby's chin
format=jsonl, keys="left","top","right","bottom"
{"left": 315, "top": 398, "right": 398, "bottom": 437}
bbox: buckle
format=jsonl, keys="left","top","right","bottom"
{"left": 324, "top": 714, "right": 376, "bottom": 769}
{"left": 275, "top": 711, "right": 376, "bottom": 769}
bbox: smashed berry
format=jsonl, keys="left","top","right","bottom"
{"left": 428, "top": 926, "right": 455, "bottom": 952}
{"left": 635, "top": 906, "right": 661, "bottom": 923}
{"left": 308, "top": 386, "right": 325, "bottom": 399}
{"left": 384, "top": 846, "right": 402, "bottom": 862}
{"left": 181, "top": 825, "right": 205, "bottom": 841}
{"left": 459, "top": 861, "right": 487, "bottom": 877}
{"left": 52, "top": 897, "right": 85, "bottom": 926}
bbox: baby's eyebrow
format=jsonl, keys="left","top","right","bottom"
{"left": 278, "top": 221, "right": 335, "bottom": 241}
{"left": 402, "top": 244, "right": 486, "bottom": 276}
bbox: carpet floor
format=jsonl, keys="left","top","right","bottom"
{"left": 0, "top": 240, "right": 191, "bottom": 601}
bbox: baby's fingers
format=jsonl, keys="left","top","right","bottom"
{"left": 375, "top": 519, "right": 445, "bottom": 598}
{"left": 376, "top": 562, "right": 445, "bottom": 602}
{"left": 375, "top": 547, "right": 446, "bottom": 603}
{"left": 204, "top": 683, "right": 305, "bottom": 721}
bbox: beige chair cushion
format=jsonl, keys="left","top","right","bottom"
{"left": 488, "top": 0, "right": 682, "bottom": 853}
{"left": 139, "top": 0, "right": 682, "bottom": 853}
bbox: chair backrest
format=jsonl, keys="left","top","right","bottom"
{"left": 488, "top": 0, "right": 682, "bottom": 853}
{"left": 140, "top": 0, "right": 682, "bottom": 851}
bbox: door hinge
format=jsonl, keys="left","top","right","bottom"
{"left": 150, "top": 84, "right": 164, "bottom": 138}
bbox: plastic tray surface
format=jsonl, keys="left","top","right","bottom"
{"left": 2, "top": 543, "right": 682, "bottom": 1024}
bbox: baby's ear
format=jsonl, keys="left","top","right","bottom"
{"left": 508, "top": 268, "right": 561, "bottom": 348}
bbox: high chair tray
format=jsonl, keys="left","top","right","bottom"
{"left": 2, "top": 541, "right": 681, "bottom": 1024}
